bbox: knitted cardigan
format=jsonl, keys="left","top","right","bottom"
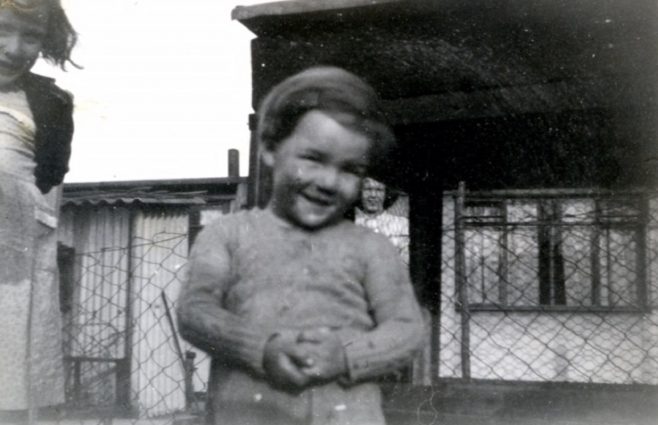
{"left": 20, "top": 72, "right": 74, "bottom": 194}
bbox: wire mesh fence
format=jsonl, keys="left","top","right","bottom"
{"left": 56, "top": 221, "right": 209, "bottom": 425}
{"left": 439, "top": 185, "right": 658, "bottom": 385}
{"left": 43, "top": 187, "right": 658, "bottom": 424}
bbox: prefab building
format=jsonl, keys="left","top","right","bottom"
{"left": 56, "top": 178, "right": 246, "bottom": 417}
{"left": 233, "top": 1, "right": 658, "bottom": 423}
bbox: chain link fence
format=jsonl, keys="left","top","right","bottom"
{"left": 439, "top": 185, "right": 658, "bottom": 385}
{"left": 56, "top": 215, "right": 209, "bottom": 424}
{"left": 46, "top": 187, "right": 658, "bottom": 424}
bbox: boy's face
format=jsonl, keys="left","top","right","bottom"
{"left": 0, "top": 4, "right": 48, "bottom": 88}
{"left": 263, "top": 110, "right": 371, "bottom": 230}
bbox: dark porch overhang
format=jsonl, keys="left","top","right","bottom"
{"left": 234, "top": 0, "right": 658, "bottom": 191}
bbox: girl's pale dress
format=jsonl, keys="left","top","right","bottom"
{"left": 0, "top": 89, "right": 65, "bottom": 409}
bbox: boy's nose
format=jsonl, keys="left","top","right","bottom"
{"left": 316, "top": 167, "right": 339, "bottom": 192}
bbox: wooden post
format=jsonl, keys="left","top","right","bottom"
{"left": 247, "top": 113, "right": 269, "bottom": 208}
{"left": 228, "top": 149, "right": 240, "bottom": 178}
{"left": 408, "top": 173, "right": 443, "bottom": 384}
{"left": 184, "top": 351, "right": 196, "bottom": 411}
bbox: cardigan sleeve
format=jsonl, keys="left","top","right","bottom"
{"left": 341, "top": 232, "right": 425, "bottom": 383}
{"left": 176, "top": 217, "right": 273, "bottom": 376}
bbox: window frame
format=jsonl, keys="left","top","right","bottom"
{"left": 455, "top": 189, "right": 649, "bottom": 313}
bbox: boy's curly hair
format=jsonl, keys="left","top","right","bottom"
{"left": 257, "top": 66, "right": 396, "bottom": 175}
{"left": 1, "top": 0, "right": 78, "bottom": 69}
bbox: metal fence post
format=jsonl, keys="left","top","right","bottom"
{"left": 637, "top": 194, "right": 649, "bottom": 310}
{"left": 184, "top": 351, "right": 196, "bottom": 411}
{"left": 116, "top": 210, "right": 135, "bottom": 413}
{"left": 455, "top": 182, "right": 471, "bottom": 379}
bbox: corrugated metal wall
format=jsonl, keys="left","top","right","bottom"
{"left": 59, "top": 205, "right": 132, "bottom": 406}
{"left": 58, "top": 193, "right": 242, "bottom": 417}
{"left": 73, "top": 206, "right": 131, "bottom": 360}
{"left": 59, "top": 205, "right": 204, "bottom": 416}
{"left": 130, "top": 209, "right": 190, "bottom": 417}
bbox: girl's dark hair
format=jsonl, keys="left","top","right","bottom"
{"left": 41, "top": 0, "right": 78, "bottom": 69}
{"left": 257, "top": 66, "right": 395, "bottom": 174}
{"left": 4, "top": 0, "right": 78, "bottom": 69}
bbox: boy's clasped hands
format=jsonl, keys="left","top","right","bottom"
{"left": 263, "top": 326, "right": 348, "bottom": 390}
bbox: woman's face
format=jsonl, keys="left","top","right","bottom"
{"left": 0, "top": 4, "right": 48, "bottom": 88}
{"left": 361, "top": 177, "right": 386, "bottom": 214}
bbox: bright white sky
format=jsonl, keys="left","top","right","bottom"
{"left": 33, "top": 0, "right": 269, "bottom": 182}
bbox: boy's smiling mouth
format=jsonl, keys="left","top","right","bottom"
{"left": 300, "top": 191, "right": 334, "bottom": 207}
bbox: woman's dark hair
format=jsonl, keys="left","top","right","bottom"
{"left": 257, "top": 66, "right": 395, "bottom": 174}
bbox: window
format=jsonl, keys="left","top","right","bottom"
{"left": 458, "top": 192, "right": 647, "bottom": 310}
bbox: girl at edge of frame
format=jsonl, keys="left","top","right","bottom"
{"left": 0, "top": 0, "right": 77, "bottom": 420}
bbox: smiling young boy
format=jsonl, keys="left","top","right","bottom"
{"left": 177, "top": 66, "right": 424, "bottom": 425}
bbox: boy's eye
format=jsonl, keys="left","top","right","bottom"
{"left": 344, "top": 165, "right": 367, "bottom": 177}
{"left": 299, "top": 153, "right": 322, "bottom": 162}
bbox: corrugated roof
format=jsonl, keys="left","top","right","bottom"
{"left": 61, "top": 177, "right": 247, "bottom": 207}
{"left": 62, "top": 187, "right": 207, "bottom": 207}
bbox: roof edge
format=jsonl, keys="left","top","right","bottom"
{"left": 64, "top": 176, "right": 247, "bottom": 192}
{"left": 232, "top": 0, "right": 402, "bottom": 21}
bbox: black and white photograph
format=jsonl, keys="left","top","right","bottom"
{"left": 0, "top": 1, "right": 656, "bottom": 424}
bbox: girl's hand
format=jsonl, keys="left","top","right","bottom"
{"left": 263, "top": 330, "right": 314, "bottom": 390}
{"left": 297, "top": 327, "right": 348, "bottom": 382}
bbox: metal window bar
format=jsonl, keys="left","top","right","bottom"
{"left": 460, "top": 192, "right": 646, "bottom": 311}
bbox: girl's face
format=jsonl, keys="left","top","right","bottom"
{"left": 0, "top": 4, "right": 48, "bottom": 88}
{"left": 263, "top": 110, "right": 371, "bottom": 230}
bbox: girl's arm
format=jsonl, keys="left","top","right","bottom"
{"left": 341, "top": 233, "right": 426, "bottom": 383}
